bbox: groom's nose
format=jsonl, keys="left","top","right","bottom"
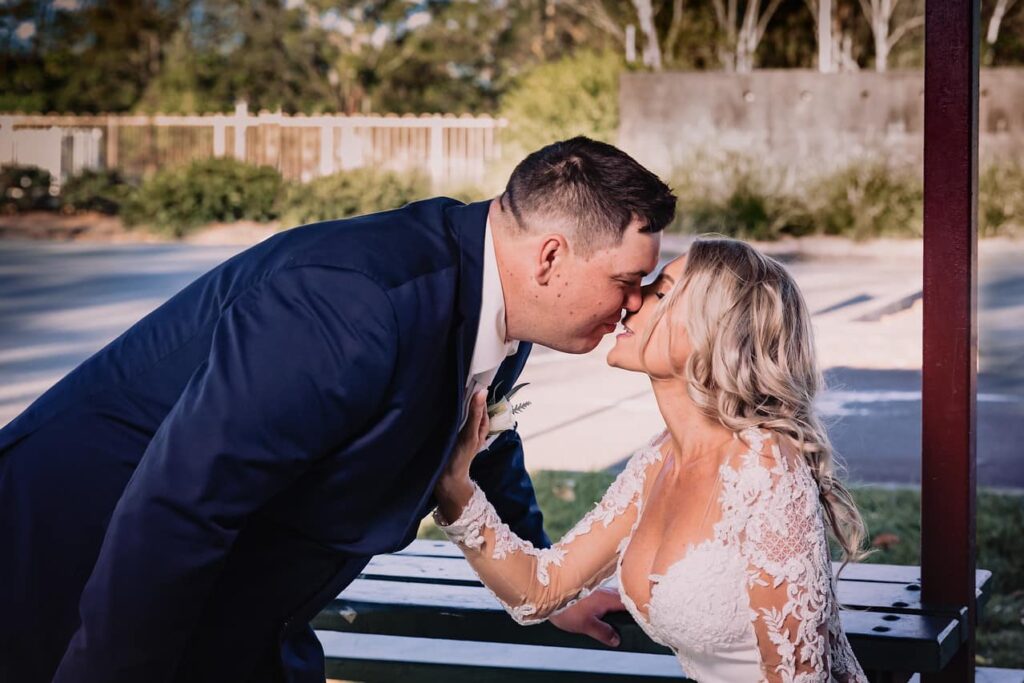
{"left": 623, "top": 287, "right": 643, "bottom": 314}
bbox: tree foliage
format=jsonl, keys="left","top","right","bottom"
{"left": 499, "top": 50, "right": 626, "bottom": 155}
{"left": 1, "top": 0, "right": 1022, "bottom": 115}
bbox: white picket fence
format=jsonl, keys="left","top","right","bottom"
{"left": 0, "top": 103, "right": 507, "bottom": 189}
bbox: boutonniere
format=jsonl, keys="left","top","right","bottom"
{"left": 487, "top": 383, "right": 531, "bottom": 437}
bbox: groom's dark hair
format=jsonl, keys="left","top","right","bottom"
{"left": 500, "top": 136, "right": 677, "bottom": 255}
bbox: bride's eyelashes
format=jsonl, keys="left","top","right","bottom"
{"left": 655, "top": 292, "right": 666, "bottom": 300}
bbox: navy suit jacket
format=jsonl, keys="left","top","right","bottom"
{"left": 0, "top": 198, "right": 551, "bottom": 683}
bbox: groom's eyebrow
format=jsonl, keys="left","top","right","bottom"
{"left": 618, "top": 270, "right": 648, "bottom": 279}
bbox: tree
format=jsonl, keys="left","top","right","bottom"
{"left": 298, "top": 0, "right": 619, "bottom": 114}
{"left": 190, "top": 0, "right": 341, "bottom": 113}
{"left": 1, "top": 0, "right": 185, "bottom": 113}
{"left": 498, "top": 50, "right": 624, "bottom": 154}
{"left": 987, "top": 0, "right": 1020, "bottom": 48}
{"left": 805, "top": 0, "right": 834, "bottom": 71}
{"left": 710, "top": 0, "right": 786, "bottom": 72}
{"left": 56, "top": 0, "right": 185, "bottom": 112}
{"left": 856, "top": 0, "right": 923, "bottom": 72}
{"left": 631, "top": 0, "right": 663, "bottom": 69}
{"left": 983, "top": 0, "right": 1024, "bottom": 64}
{"left": 803, "top": 0, "right": 860, "bottom": 72}
{"left": 0, "top": 0, "right": 55, "bottom": 111}
{"left": 557, "top": 0, "right": 719, "bottom": 70}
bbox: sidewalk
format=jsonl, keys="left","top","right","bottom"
{"left": 1, "top": 237, "right": 1021, "bottom": 485}
{"left": 516, "top": 238, "right": 1024, "bottom": 481}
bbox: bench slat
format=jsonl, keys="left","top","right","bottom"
{"left": 363, "top": 553, "right": 992, "bottom": 614}
{"left": 398, "top": 541, "right": 990, "bottom": 588}
{"left": 319, "top": 632, "right": 690, "bottom": 682}
{"left": 315, "top": 578, "right": 964, "bottom": 672}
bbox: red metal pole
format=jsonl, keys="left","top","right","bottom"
{"left": 921, "top": 0, "right": 980, "bottom": 681}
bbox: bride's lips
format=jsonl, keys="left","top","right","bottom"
{"left": 616, "top": 322, "right": 635, "bottom": 339}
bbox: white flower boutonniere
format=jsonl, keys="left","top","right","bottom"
{"left": 486, "top": 383, "right": 531, "bottom": 438}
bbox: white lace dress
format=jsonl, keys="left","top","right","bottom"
{"left": 433, "top": 427, "right": 867, "bottom": 683}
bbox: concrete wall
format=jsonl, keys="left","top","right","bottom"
{"left": 618, "top": 69, "right": 1024, "bottom": 175}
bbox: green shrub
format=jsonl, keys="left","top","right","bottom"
{"left": 499, "top": 50, "right": 625, "bottom": 155}
{"left": 121, "top": 158, "right": 284, "bottom": 237}
{"left": 60, "top": 168, "right": 136, "bottom": 215}
{"left": 669, "top": 156, "right": 932, "bottom": 240}
{"left": 807, "top": 161, "right": 923, "bottom": 239}
{"left": 277, "top": 168, "right": 429, "bottom": 227}
{"left": 980, "top": 161, "right": 1024, "bottom": 237}
{"left": 1, "top": 164, "right": 58, "bottom": 213}
{"left": 671, "top": 154, "right": 815, "bottom": 240}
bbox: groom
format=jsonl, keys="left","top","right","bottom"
{"left": 0, "top": 137, "right": 676, "bottom": 683}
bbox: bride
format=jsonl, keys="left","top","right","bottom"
{"left": 433, "top": 237, "right": 869, "bottom": 682}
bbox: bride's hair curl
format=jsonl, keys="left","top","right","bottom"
{"left": 639, "top": 236, "right": 869, "bottom": 566}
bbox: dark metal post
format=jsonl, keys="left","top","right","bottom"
{"left": 921, "top": 0, "right": 980, "bottom": 681}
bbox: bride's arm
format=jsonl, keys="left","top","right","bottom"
{"left": 434, "top": 391, "right": 658, "bottom": 625}
{"left": 741, "top": 446, "right": 863, "bottom": 682}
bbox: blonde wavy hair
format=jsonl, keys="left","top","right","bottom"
{"left": 640, "top": 236, "right": 868, "bottom": 566}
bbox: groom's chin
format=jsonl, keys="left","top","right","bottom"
{"left": 545, "top": 335, "right": 603, "bottom": 355}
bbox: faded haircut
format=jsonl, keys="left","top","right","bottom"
{"left": 500, "top": 136, "right": 677, "bottom": 256}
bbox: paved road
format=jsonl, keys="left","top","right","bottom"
{"left": 1, "top": 238, "right": 1022, "bottom": 488}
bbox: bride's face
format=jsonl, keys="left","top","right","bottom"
{"left": 606, "top": 254, "right": 690, "bottom": 377}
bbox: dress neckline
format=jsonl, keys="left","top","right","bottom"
{"left": 614, "top": 426, "right": 773, "bottom": 627}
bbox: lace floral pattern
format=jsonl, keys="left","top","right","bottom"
{"left": 434, "top": 427, "right": 867, "bottom": 682}
{"left": 435, "top": 484, "right": 567, "bottom": 590}
{"left": 434, "top": 432, "right": 665, "bottom": 625}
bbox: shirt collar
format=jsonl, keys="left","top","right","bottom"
{"left": 469, "top": 217, "right": 519, "bottom": 378}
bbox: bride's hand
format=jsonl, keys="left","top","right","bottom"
{"left": 446, "top": 389, "right": 490, "bottom": 479}
{"left": 434, "top": 390, "right": 489, "bottom": 513}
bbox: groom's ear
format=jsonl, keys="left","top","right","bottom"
{"left": 534, "top": 234, "right": 569, "bottom": 286}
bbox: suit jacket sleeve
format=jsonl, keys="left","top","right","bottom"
{"left": 53, "top": 265, "right": 399, "bottom": 683}
{"left": 467, "top": 345, "right": 551, "bottom": 549}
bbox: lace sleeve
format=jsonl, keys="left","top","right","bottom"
{"left": 434, "top": 436, "right": 664, "bottom": 625}
{"left": 738, "top": 436, "right": 866, "bottom": 683}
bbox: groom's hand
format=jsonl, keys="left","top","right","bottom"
{"left": 548, "top": 587, "right": 625, "bottom": 647}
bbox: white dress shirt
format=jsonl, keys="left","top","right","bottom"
{"left": 461, "top": 217, "right": 519, "bottom": 430}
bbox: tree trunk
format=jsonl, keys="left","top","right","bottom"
{"left": 839, "top": 31, "right": 858, "bottom": 71}
{"left": 873, "top": 6, "right": 890, "bottom": 72}
{"left": 818, "top": 0, "right": 833, "bottom": 72}
{"left": 875, "top": 35, "right": 889, "bottom": 71}
{"left": 664, "top": 0, "right": 686, "bottom": 63}
{"left": 733, "top": 0, "right": 781, "bottom": 73}
{"left": 631, "top": 0, "right": 663, "bottom": 70}
{"left": 987, "top": 0, "right": 1018, "bottom": 45}
{"left": 736, "top": 0, "right": 758, "bottom": 72}
{"left": 712, "top": 0, "right": 738, "bottom": 71}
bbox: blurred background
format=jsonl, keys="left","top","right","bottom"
{"left": 1, "top": 0, "right": 1022, "bottom": 667}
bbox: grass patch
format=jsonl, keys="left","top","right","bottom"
{"left": 420, "top": 471, "right": 1024, "bottom": 667}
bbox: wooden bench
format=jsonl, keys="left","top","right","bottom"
{"left": 313, "top": 539, "right": 992, "bottom": 682}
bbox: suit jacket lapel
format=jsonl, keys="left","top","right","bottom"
{"left": 402, "top": 200, "right": 490, "bottom": 536}
{"left": 444, "top": 199, "right": 489, "bottom": 403}
{"left": 406, "top": 203, "right": 533, "bottom": 539}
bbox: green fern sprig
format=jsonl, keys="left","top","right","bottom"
{"left": 510, "top": 400, "right": 532, "bottom": 415}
